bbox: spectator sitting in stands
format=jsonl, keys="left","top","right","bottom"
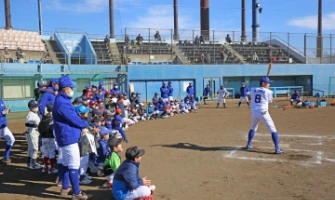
{"left": 136, "top": 34, "right": 143, "bottom": 45}
{"left": 42, "top": 53, "right": 52, "bottom": 64}
{"left": 252, "top": 52, "right": 259, "bottom": 64}
{"left": 200, "top": 35, "right": 205, "bottom": 44}
{"left": 227, "top": 52, "right": 232, "bottom": 62}
{"left": 1, "top": 47, "right": 11, "bottom": 63}
{"left": 16, "top": 47, "right": 25, "bottom": 63}
{"left": 124, "top": 34, "right": 129, "bottom": 46}
{"left": 194, "top": 36, "right": 200, "bottom": 46}
{"left": 130, "top": 40, "right": 138, "bottom": 53}
{"left": 154, "top": 31, "right": 161, "bottom": 43}
{"left": 104, "top": 35, "right": 110, "bottom": 46}
{"left": 200, "top": 53, "right": 205, "bottom": 64}
{"left": 225, "top": 34, "right": 232, "bottom": 44}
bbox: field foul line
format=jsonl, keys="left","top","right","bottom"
{"left": 255, "top": 134, "right": 324, "bottom": 139}
{"left": 250, "top": 139, "right": 323, "bottom": 146}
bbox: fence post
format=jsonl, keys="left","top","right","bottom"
{"left": 269, "top": 32, "right": 272, "bottom": 46}
{"left": 148, "top": 28, "right": 151, "bottom": 63}
{"left": 213, "top": 30, "right": 215, "bottom": 64}
{"left": 287, "top": 33, "right": 290, "bottom": 61}
{"left": 232, "top": 31, "right": 235, "bottom": 43}
{"left": 192, "top": 30, "right": 195, "bottom": 64}
{"left": 330, "top": 34, "right": 332, "bottom": 63}
{"left": 171, "top": 29, "right": 173, "bottom": 62}
{"left": 304, "top": 33, "right": 307, "bottom": 63}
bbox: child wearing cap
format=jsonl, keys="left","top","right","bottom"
{"left": 38, "top": 103, "right": 57, "bottom": 174}
{"left": 112, "top": 146, "right": 155, "bottom": 200}
{"left": 97, "top": 127, "right": 112, "bottom": 166}
{"left": 113, "top": 109, "right": 129, "bottom": 143}
{"left": 145, "top": 103, "right": 155, "bottom": 120}
{"left": 102, "top": 132, "right": 123, "bottom": 188}
{"left": 25, "top": 100, "right": 42, "bottom": 169}
{"left": 76, "top": 105, "right": 95, "bottom": 184}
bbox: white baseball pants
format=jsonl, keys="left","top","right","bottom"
{"left": 251, "top": 110, "right": 277, "bottom": 133}
{"left": 80, "top": 154, "right": 89, "bottom": 176}
{"left": 26, "top": 129, "right": 39, "bottom": 159}
{"left": 41, "top": 138, "right": 56, "bottom": 158}
{"left": 217, "top": 97, "right": 226, "bottom": 104}
{"left": 0, "top": 127, "right": 15, "bottom": 146}
{"left": 59, "top": 143, "right": 80, "bottom": 169}
{"left": 124, "top": 186, "right": 151, "bottom": 200}
{"left": 163, "top": 98, "right": 169, "bottom": 102}
{"left": 239, "top": 96, "right": 249, "bottom": 102}
{"left": 168, "top": 96, "right": 174, "bottom": 101}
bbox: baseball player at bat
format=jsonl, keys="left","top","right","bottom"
{"left": 216, "top": 85, "right": 228, "bottom": 108}
{"left": 237, "top": 82, "right": 250, "bottom": 108}
{"left": 53, "top": 76, "right": 92, "bottom": 199}
{"left": 246, "top": 77, "right": 284, "bottom": 154}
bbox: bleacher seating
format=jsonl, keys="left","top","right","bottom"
{"left": 91, "top": 41, "right": 113, "bottom": 64}
{"left": 117, "top": 42, "right": 172, "bottom": 55}
{"left": 0, "top": 29, "right": 46, "bottom": 63}
{"left": 48, "top": 40, "right": 66, "bottom": 64}
{"left": 178, "top": 43, "right": 242, "bottom": 64}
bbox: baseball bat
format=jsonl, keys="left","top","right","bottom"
{"left": 267, "top": 63, "right": 272, "bottom": 77}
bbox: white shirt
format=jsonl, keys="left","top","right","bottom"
{"left": 86, "top": 133, "right": 97, "bottom": 154}
{"left": 123, "top": 99, "right": 131, "bottom": 107}
{"left": 251, "top": 87, "right": 273, "bottom": 111}
{"left": 26, "top": 111, "right": 40, "bottom": 132}
{"left": 217, "top": 88, "right": 228, "bottom": 98}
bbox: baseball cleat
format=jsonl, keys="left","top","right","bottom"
{"left": 60, "top": 188, "right": 72, "bottom": 196}
{"left": 42, "top": 168, "right": 48, "bottom": 173}
{"left": 80, "top": 179, "right": 92, "bottom": 185}
{"left": 275, "top": 149, "right": 284, "bottom": 154}
{"left": 30, "top": 164, "right": 42, "bottom": 169}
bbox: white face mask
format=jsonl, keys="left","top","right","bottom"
{"left": 68, "top": 90, "right": 74, "bottom": 97}
{"left": 115, "top": 86, "right": 118, "bottom": 89}
{"left": 32, "top": 107, "right": 39, "bottom": 112}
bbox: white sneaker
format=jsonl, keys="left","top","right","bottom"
{"left": 42, "top": 168, "right": 48, "bottom": 173}
{"left": 48, "top": 168, "right": 58, "bottom": 174}
{"left": 97, "top": 169, "right": 104, "bottom": 177}
{"left": 84, "top": 175, "right": 93, "bottom": 180}
{"left": 80, "top": 179, "right": 92, "bottom": 185}
{"left": 149, "top": 185, "right": 156, "bottom": 191}
{"left": 30, "top": 164, "right": 42, "bottom": 169}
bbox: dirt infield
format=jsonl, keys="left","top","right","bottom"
{"left": 1, "top": 99, "right": 335, "bottom": 200}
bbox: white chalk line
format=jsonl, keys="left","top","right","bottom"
{"left": 315, "top": 151, "right": 323, "bottom": 164}
{"left": 250, "top": 139, "right": 323, "bottom": 146}
{"left": 255, "top": 133, "right": 324, "bottom": 139}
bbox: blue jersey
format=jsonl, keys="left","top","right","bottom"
{"left": 203, "top": 87, "right": 212, "bottom": 96}
{"left": 167, "top": 85, "right": 173, "bottom": 97}
{"left": 291, "top": 92, "right": 301, "bottom": 100}
{"left": 0, "top": 99, "right": 8, "bottom": 129}
{"left": 160, "top": 87, "right": 169, "bottom": 98}
{"left": 240, "top": 87, "right": 249, "bottom": 97}
{"left": 186, "top": 86, "right": 195, "bottom": 96}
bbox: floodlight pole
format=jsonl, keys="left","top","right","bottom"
{"left": 38, "top": 0, "right": 43, "bottom": 35}
{"left": 4, "top": 0, "right": 13, "bottom": 30}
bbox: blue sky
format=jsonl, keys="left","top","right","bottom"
{"left": 0, "top": 0, "right": 335, "bottom": 37}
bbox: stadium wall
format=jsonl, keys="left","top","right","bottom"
{"left": 1, "top": 63, "right": 334, "bottom": 111}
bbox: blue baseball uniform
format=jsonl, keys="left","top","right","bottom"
{"left": 0, "top": 99, "right": 15, "bottom": 162}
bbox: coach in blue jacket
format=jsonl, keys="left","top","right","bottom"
{"left": 39, "top": 87, "right": 56, "bottom": 116}
{"left": 53, "top": 76, "right": 91, "bottom": 199}
{"left": 112, "top": 146, "right": 154, "bottom": 200}
{"left": 186, "top": 82, "right": 195, "bottom": 96}
{"left": 160, "top": 82, "right": 169, "bottom": 102}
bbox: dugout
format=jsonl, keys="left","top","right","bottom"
{"left": 222, "top": 75, "right": 313, "bottom": 98}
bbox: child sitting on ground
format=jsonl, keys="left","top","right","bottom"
{"left": 112, "top": 146, "right": 156, "bottom": 200}
{"left": 102, "top": 132, "right": 123, "bottom": 188}
{"left": 145, "top": 103, "right": 155, "bottom": 120}
{"left": 97, "top": 127, "right": 112, "bottom": 166}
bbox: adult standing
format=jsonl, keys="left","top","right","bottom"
{"left": 53, "top": 76, "right": 92, "bottom": 199}
{"left": 0, "top": 94, "right": 15, "bottom": 165}
{"left": 160, "top": 82, "right": 169, "bottom": 102}
{"left": 167, "top": 81, "right": 174, "bottom": 101}
{"left": 203, "top": 85, "right": 212, "bottom": 105}
{"left": 186, "top": 82, "right": 195, "bottom": 96}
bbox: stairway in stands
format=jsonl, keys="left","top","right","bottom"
{"left": 91, "top": 41, "right": 113, "bottom": 64}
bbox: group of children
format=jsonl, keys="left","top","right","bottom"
{"left": 20, "top": 79, "right": 203, "bottom": 199}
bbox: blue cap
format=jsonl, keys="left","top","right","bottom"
{"left": 28, "top": 100, "right": 39, "bottom": 108}
{"left": 259, "top": 77, "right": 272, "bottom": 84}
{"left": 242, "top": 82, "right": 246, "bottom": 85}
{"left": 75, "top": 105, "right": 90, "bottom": 114}
{"left": 159, "top": 97, "right": 163, "bottom": 100}
{"left": 168, "top": 81, "right": 172, "bottom": 84}
{"left": 50, "top": 78, "right": 59, "bottom": 85}
{"left": 163, "top": 82, "right": 166, "bottom": 85}
{"left": 59, "top": 76, "right": 75, "bottom": 88}
{"left": 74, "top": 97, "right": 83, "bottom": 103}
{"left": 86, "top": 84, "right": 92, "bottom": 89}
{"left": 99, "top": 81, "right": 104, "bottom": 85}
{"left": 114, "top": 83, "right": 118, "bottom": 86}
{"left": 82, "top": 96, "right": 89, "bottom": 101}
{"left": 99, "top": 127, "right": 111, "bottom": 137}
{"left": 38, "top": 81, "right": 47, "bottom": 87}
{"left": 90, "top": 122, "right": 100, "bottom": 128}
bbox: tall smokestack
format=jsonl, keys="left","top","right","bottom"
{"left": 38, "top": 0, "right": 43, "bottom": 35}
{"left": 317, "top": 0, "right": 323, "bottom": 57}
{"left": 109, "top": 0, "right": 115, "bottom": 38}
{"left": 4, "top": 0, "right": 13, "bottom": 30}
{"left": 200, "top": 0, "right": 210, "bottom": 40}
{"left": 241, "top": 0, "right": 246, "bottom": 42}
{"left": 251, "top": 0, "right": 260, "bottom": 42}
{"left": 174, "top": 0, "right": 179, "bottom": 40}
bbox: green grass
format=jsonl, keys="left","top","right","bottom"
{"left": 6, "top": 112, "right": 27, "bottom": 120}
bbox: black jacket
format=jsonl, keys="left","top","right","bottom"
{"left": 38, "top": 113, "right": 54, "bottom": 138}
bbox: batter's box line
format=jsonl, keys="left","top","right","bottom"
{"left": 224, "top": 147, "right": 325, "bottom": 166}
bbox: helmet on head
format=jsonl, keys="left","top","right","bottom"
{"left": 28, "top": 100, "right": 39, "bottom": 108}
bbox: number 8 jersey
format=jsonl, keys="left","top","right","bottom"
{"left": 251, "top": 87, "right": 273, "bottom": 111}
